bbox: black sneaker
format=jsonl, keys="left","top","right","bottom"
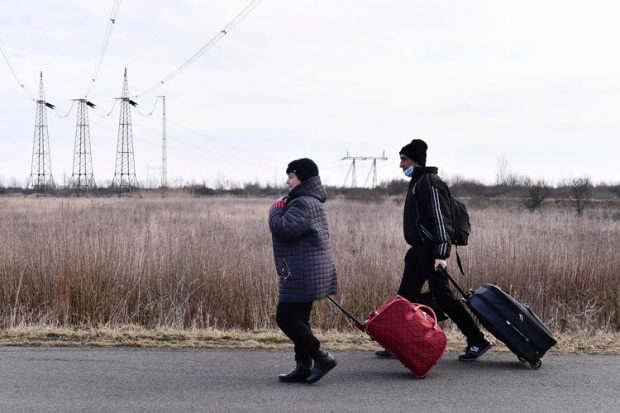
{"left": 374, "top": 349, "right": 394, "bottom": 359}
{"left": 458, "top": 340, "right": 493, "bottom": 361}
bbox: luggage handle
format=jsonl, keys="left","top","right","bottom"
{"left": 326, "top": 296, "right": 365, "bottom": 331}
{"left": 438, "top": 268, "right": 469, "bottom": 299}
{"left": 412, "top": 304, "right": 441, "bottom": 330}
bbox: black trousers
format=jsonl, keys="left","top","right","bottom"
{"left": 398, "top": 247, "right": 485, "bottom": 346}
{"left": 276, "top": 301, "right": 321, "bottom": 362}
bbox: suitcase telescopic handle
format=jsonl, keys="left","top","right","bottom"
{"left": 326, "top": 296, "right": 365, "bottom": 331}
{"left": 439, "top": 269, "right": 469, "bottom": 299}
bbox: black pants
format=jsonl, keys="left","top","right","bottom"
{"left": 398, "top": 247, "right": 485, "bottom": 346}
{"left": 276, "top": 301, "right": 321, "bottom": 362}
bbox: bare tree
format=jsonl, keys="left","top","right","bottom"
{"left": 569, "top": 177, "right": 592, "bottom": 216}
{"left": 495, "top": 157, "right": 510, "bottom": 185}
{"left": 524, "top": 178, "right": 552, "bottom": 212}
{"left": 495, "top": 156, "right": 525, "bottom": 186}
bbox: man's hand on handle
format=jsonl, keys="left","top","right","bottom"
{"left": 434, "top": 259, "right": 447, "bottom": 272}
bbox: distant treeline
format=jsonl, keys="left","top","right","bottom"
{"left": 4, "top": 177, "right": 619, "bottom": 204}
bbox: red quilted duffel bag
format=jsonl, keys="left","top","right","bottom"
{"left": 365, "top": 295, "right": 447, "bottom": 378}
{"left": 328, "top": 294, "right": 447, "bottom": 378}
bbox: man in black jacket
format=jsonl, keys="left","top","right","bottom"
{"left": 376, "top": 139, "right": 492, "bottom": 361}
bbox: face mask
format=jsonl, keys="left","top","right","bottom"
{"left": 403, "top": 166, "right": 414, "bottom": 177}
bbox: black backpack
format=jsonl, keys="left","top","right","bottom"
{"left": 446, "top": 189, "right": 470, "bottom": 275}
{"left": 450, "top": 197, "right": 471, "bottom": 246}
{"left": 417, "top": 177, "right": 471, "bottom": 272}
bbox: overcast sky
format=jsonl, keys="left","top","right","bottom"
{"left": 1, "top": 0, "right": 619, "bottom": 188}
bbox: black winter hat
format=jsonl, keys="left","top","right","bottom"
{"left": 286, "top": 158, "right": 319, "bottom": 182}
{"left": 400, "top": 139, "right": 428, "bottom": 166}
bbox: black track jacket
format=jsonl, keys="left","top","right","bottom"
{"left": 403, "top": 167, "right": 454, "bottom": 260}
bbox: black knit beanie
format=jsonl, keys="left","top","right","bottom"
{"left": 286, "top": 158, "right": 319, "bottom": 182}
{"left": 399, "top": 139, "right": 428, "bottom": 166}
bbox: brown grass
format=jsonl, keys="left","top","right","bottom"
{"left": 0, "top": 196, "right": 618, "bottom": 334}
{"left": 1, "top": 326, "right": 618, "bottom": 354}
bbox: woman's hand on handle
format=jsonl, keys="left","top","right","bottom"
{"left": 270, "top": 197, "right": 287, "bottom": 212}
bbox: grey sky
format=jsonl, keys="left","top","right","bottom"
{"left": 1, "top": 0, "right": 618, "bottom": 188}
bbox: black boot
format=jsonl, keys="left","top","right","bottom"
{"left": 279, "top": 359, "right": 312, "bottom": 383}
{"left": 305, "top": 349, "right": 337, "bottom": 384}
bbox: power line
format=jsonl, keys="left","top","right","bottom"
{"left": 48, "top": 100, "right": 76, "bottom": 119}
{"left": 131, "top": 116, "right": 276, "bottom": 169}
{"left": 84, "top": 0, "right": 123, "bottom": 98}
{"left": 0, "top": 37, "right": 35, "bottom": 100}
{"left": 134, "top": 0, "right": 263, "bottom": 97}
{"left": 166, "top": 117, "right": 278, "bottom": 164}
{"left": 0, "top": 46, "right": 75, "bottom": 119}
{"left": 0, "top": 36, "right": 75, "bottom": 119}
{"left": 93, "top": 100, "right": 118, "bottom": 118}
{"left": 134, "top": 96, "right": 162, "bottom": 117}
{"left": 2, "top": 0, "right": 122, "bottom": 109}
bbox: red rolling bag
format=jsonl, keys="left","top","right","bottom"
{"left": 328, "top": 295, "right": 447, "bottom": 378}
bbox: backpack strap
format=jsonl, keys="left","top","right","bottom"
{"left": 455, "top": 246, "right": 466, "bottom": 276}
{"left": 446, "top": 184, "right": 467, "bottom": 276}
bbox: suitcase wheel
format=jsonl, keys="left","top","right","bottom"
{"left": 529, "top": 359, "right": 542, "bottom": 369}
{"left": 518, "top": 356, "right": 542, "bottom": 369}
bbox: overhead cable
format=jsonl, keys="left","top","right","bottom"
{"left": 165, "top": 133, "right": 275, "bottom": 170}
{"left": 132, "top": 117, "right": 275, "bottom": 169}
{"left": 94, "top": 100, "right": 119, "bottom": 118}
{"left": 167, "top": 117, "right": 279, "bottom": 164}
{"left": 134, "top": 96, "right": 162, "bottom": 117}
{"left": 0, "top": 37, "right": 35, "bottom": 100}
{"left": 49, "top": 101, "right": 76, "bottom": 119}
{"left": 134, "top": 0, "right": 263, "bottom": 97}
{"left": 84, "top": 0, "right": 123, "bottom": 98}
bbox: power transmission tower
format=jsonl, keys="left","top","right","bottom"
{"left": 111, "top": 68, "right": 138, "bottom": 192}
{"left": 342, "top": 150, "right": 358, "bottom": 188}
{"left": 159, "top": 95, "right": 167, "bottom": 196}
{"left": 69, "top": 99, "right": 97, "bottom": 193}
{"left": 27, "top": 72, "right": 55, "bottom": 193}
{"left": 341, "top": 150, "right": 388, "bottom": 188}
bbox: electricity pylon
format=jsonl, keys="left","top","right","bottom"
{"left": 111, "top": 68, "right": 138, "bottom": 192}
{"left": 341, "top": 150, "right": 388, "bottom": 188}
{"left": 28, "top": 72, "right": 55, "bottom": 193}
{"left": 69, "top": 99, "right": 97, "bottom": 193}
{"left": 159, "top": 95, "right": 167, "bottom": 195}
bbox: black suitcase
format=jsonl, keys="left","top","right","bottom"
{"left": 443, "top": 270, "right": 557, "bottom": 369}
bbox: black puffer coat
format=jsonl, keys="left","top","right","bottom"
{"left": 268, "top": 176, "right": 338, "bottom": 302}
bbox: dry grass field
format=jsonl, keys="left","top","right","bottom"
{"left": 0, "top": 196, "right": 618, "bottom": 336}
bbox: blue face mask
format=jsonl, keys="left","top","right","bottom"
{"left": 403, "top": 166, "right": 414, "bottom": 177}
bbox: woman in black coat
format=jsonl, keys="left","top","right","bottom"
{"left": 268, "top": 158, "right": 338, "bottom": 384}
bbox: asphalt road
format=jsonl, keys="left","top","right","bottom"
{"left": 0, "top": 347, "right": 618, "bottom": 412}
